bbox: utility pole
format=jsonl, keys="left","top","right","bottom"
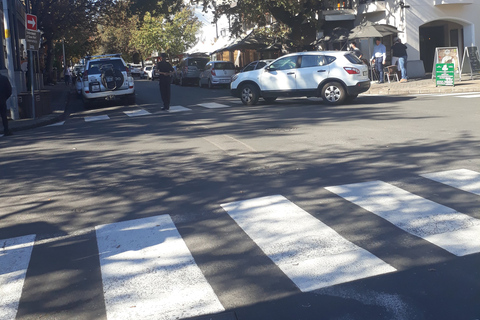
{"left": 2, "top": 0, "right": 20, "bottom": 120}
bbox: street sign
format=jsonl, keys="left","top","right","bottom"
{"left": 26, "top": 14, "right": 37, "bottom": 31}
{"left": 25, "top": 30, "right": 40, "bottom": 51}
{"left": 25, "top": 14, "right": 40, "bottom": 51}
{"left": 435, "top": 63, "right": 455, "bottom": 87}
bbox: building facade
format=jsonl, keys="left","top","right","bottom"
{"left": 355, "top": 0, "right": 480, "bottom": 72}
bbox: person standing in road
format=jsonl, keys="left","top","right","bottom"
{"left": 391, "top": 37, "right": 408, "bottom": 82}
{"left": 156, "top": 53, "right": 174, "bottom": 111}
{"left": 0, "top": 73, "right": 13, "bottom": 136}
{"left": 371, "top": 37, "right": 386, "bottom": 83}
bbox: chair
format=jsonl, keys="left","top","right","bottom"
{"left": 384, "top": 65, "right": 399, "bottom": 83}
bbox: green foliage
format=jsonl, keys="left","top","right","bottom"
{"left": 194, "top": 0, "right": 325, "bottom": 47}
{"left": 131, "top": 8, "right": 202, "bottom": 59}
{"left": 128, "top": 0, "right": 184, "bottom": 18}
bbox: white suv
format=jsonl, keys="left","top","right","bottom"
{"left": 81, "top": 54, "right": 135, "bottom": 107}
{"left": 230, "top": 51, "right": 370, "bottom": 105}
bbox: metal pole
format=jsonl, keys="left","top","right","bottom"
{"left": 29, "top": 50, "right": 35, "bottom": 118}
{"left": 2, "top": 0, "right": 19, "bottom": 120}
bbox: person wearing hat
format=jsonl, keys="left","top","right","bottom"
{"left": 370, "top": 37, "right": 386, "bottom": 83}
{"left": 156, "top": 53, "right": 175, "bottom": 111}
{"left": 391, "top": 37, "right": 408, "bottom": 82}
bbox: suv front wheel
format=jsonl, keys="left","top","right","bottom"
{"left": 321, "top": 82, "right": 346, "bottom": 105}
{"left": 240, "top": 83, "right": 259, "bottom": 105}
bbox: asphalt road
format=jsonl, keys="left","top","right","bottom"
{"left": 1, "top": 79, "right": 480, "bottom": 320}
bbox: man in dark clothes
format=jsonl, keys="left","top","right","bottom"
{"left": 391, "top": 37, "right": 408, "bottom": 82}
{"left": 156, "top": 53, "right": 174, "bottom": 110}
{"left": 0, "top": 73, "right": 13, "bottom": 136}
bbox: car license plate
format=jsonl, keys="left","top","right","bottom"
{"left": 221, "top": 79, "right": 229, "bottom": 83}
{"left": 92, "top": 84, "right": 100, "bottom": 92}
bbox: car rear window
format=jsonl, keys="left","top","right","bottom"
{"left": 187, "top": 58, "right": 209, "bottom": 68}
{"left": 300, "top": 55, "right": 328, "bottom": 68}
{"left": 88, "top": 59, "right": 125, "bottom": 74}
{"left": 344, "top": 53, "right": 363, "bottom": 64}
{"left": 214, "top": 62, "right": 235, "bottom": 70}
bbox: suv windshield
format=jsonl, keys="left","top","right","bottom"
{"left": 187, "top": 58, "right": 209, "bottom": 68}
{"left": 88, "top": 59, "right": 125, "bottom": 74}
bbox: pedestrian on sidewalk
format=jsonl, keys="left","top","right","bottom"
{"left": 371, "top": 37, "right": 386, "bottom": 83}
{"left": 156, "top": 53, "right": 174, "bottom": 111}
{"left": 0, "top": 73, "right": 13, "bottom": 136}
{"left": 64, "top": 66, "right": 72, "bottom": 86}
{"left": 391, "top": 37, "right": 408, "bottom": 82}
{"left": 349, "top": 41, "right": 363, "bottom": 59}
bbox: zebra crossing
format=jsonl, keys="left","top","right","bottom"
{"left": 2, "top": 168, "right": 480, "bottom": 319}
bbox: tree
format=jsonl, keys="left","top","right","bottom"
{"left": 195, "top": 0, "right": 325, "bottom": 49}
{"left": 30, "top": 0, "right": 114, "bottom": 82}
{"left": 131, "top": 8, "right": 201, "bottom": 59}
{"left": 96, "top": 0, "right": 141, "bottom": 62}
{"left": 128, "top": 0, "right": 184, "bottom": 18}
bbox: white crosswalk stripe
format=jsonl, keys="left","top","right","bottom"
{"left": 197, "top": 102, "right": 231, "bottom": 109}
{"left": 326, "top": 179, "right": 480, "bottom": 256}
{"left": 95, "top": 215, "right": 224, "bottom": 320}
{"left": 167, "top": 105, "right": 192, "bottom": 112}
{"left": 221, "top": 195, "right": 396, "bottom": 291}
{"left": 0, "top": 235, "right": 36, "bottom": 320}
{"left": 84, "top": 115, "right": 110, "bottom": 122}
{"left": 124, "top": 109, "right": 151, "bottom": 117}
{"left": 421, "top": 168, "right": 480, "bottom": 195}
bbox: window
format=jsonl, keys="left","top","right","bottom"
{"left": 243, "top": 62, "right": 256, "bottom": 72}
{"left": 214, "top": 62, "right": 235, "bottom": 70}
{"left": 344, "top": 53, "right": 363, "bottom": 64}
{"left": 300, "top": 55, "right": 326, "bottom": 68}
{"left": 88, "top": 60, "right": 125, "bottom": 74}
{"left": 269, "top": 56, "right": 298, "bottom": 71}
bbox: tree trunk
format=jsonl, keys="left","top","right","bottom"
{"left": 44, "top": 37, "right": 55, "bottom": 84}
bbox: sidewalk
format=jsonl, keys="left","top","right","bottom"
{"left": 2, "top": 77, "right": 480, "bottom": 134}
{"left": 365, "top": 76, "right": 480, "bottom": 95}
{"left": 1, "top": 83, "right": 72, "bottom": 134}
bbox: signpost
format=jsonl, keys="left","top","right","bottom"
{"left": 435, "top": 63, "right": 455, "bottom": 87}
{"left": 460, "top": 46, "right": 480, "bottom": 80}
{"left": 25, "top": 13, "right": 38, "bottom": 118}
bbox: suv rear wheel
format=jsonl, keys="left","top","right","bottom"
{"left": 240, "top": 84, "right": 259, "bottom": 105}
{"left": 321, "top": 82, "right": 346, "bottom": 105}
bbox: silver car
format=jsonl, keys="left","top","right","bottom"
{"left": 198, "top": 61, "right": 236, "bottom": 88}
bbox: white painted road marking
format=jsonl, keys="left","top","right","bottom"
{"left": 95, "top": 215, "right": 224, "bottom": 320}
{"left": 198, "top": 102, "right": 231, "bottom": 109}
{"left": 124, "top": 109, "right": 151, "bottom": 117}
{"left": 0, "top": 235, "right": 36, "bottom": 320}
{"left": 168, "top": 105, "right": 192, "bottom": 113}
{"left": 221, "top": 195, "right": 396, "bottom": 291}
{"left": 326, "top": 181, "right": 480, "bottom": 256}
{"left": 84, "top": 115, "right": 110, "bottom": 122}
{"left": 421, "top": 169, "right": 480, "bottom": 196}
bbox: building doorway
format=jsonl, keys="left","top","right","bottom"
{"left": 420, "top": 26, "right": 444, "bottom": 73}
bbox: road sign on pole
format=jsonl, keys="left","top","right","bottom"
{"left": 26, "top": 14, "right": 37, "bottom": 31}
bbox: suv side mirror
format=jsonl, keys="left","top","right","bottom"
{"left": 266, "top": 65, "right": 276, "bottom": 72}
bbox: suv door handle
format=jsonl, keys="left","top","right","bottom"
{"left": 287, "top": 72, "right": 295, "bottom": 75}
{"left": 317, "top": 70, "right": 327, "bottom": 72}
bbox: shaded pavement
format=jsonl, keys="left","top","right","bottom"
{"left": 1, "top": 76, "right": 480, "bottom": 135}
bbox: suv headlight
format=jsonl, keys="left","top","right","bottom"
{"left": 232, "top": 74, "right": 239, "bottom": 82}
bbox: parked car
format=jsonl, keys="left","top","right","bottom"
{"left": 230, "top": 51, "right": 370, "bottom": 105}
{"left": 174, "top": 56, "right": 209, "bottom": 86}
{"left": 73, "top": 64, "right": 85, "bottom": 77}
{"left": 240, "top": 59, "right": 274, "bottom": 72}
{"left": 144, "top": 65, "right": 159, "bottom": 80}
{"left": 81, "top": 53, "right": 135, "bottom": 107}
{"left": 128, "top": 64, "right": 144, "bottom": 78}
{"left": 198, "top": 61, "right": 236, "bottom": 88}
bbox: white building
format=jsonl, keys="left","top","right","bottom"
{"left": 354, "top": 0, "right": 480, "bottom": 72}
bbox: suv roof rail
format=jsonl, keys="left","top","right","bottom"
{"left": 85, "top": 53, "right": 122, "bottom": 61}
